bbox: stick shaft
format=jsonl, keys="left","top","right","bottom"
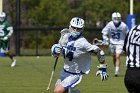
{"left": 53, "top": 57, "right": 58, "bottom": 71}
{"left": 47, "top": 57, "right": 58, "bottom": 90}
{"left": 47, "top": 71, "right": 54, "bottom": 90}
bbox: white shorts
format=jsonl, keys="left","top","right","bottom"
{"left": 55, "top": 69, "right": 83, "bottom": 90}
{"left": 109, "top": 44, "right": 123, "bottom": 56}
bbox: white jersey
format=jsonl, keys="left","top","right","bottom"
{"left": 61, "top": 34, "right": 99, "bottom": 74}
{"left": 102, "top": 21, "right": 129, "bottom": 45}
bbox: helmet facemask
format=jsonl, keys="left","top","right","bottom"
{"left": 69, "top": 25, "right": 83, "bottom": 38}
{"left": 112, "top": 17, "right": 121, "bottom": 25}
{"left": 112, "top": 12, "right": 121, "bottom": 27}
{"left": 69, "top": 17, "right": 84, "bottom": 39}
{"left": 0, "top": 12, "right": 6, "bottom": 22}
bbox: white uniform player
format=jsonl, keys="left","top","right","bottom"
{"left": 51, "top": 17, "right": 108, "bottom": 93}
{"left": 102, "top": 12, "right": 129, "bottom": 76}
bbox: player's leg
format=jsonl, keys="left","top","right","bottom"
{"left": 114, "top": 53, "right": 120, "bottom": 76}
{"left": 54, "top": 84, "right": 66, "bottom": 93}
{"left": 109, "top": 44, "right": 118, "bottom": 76}
{"left": 2, "top": 41, "right": 16, "bottom": 67}
{"left": 112, "top": 55, "right": 116, "bottom": 67}
{"left": 114, "top": 45, "right": 123, "bottom": 76}
{"left": 54, "top": 69, "right": 82, "bottom": 93}
{"left": 5, "top": 51, "right": 16, "bottom": 67}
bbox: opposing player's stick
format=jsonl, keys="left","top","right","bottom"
{"left": 47, "top": 57, "right": 58, "bottom": 90}
{"left": 93, "top": 38, "right": 104, "bottom": 45}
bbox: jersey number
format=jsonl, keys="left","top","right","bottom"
{"left": 111, "top": 32, "right": 120, "bottom": 39}
{"left": 62, "top": 49, "right": 74, "bottom": 61}
{"left": 130, "top": 31, "right": 140, "bottom": 44}
{"left": 0, "top": 28, "right": 4, "bottom": 36}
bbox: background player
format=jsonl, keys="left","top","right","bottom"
{"left": 0, "top": 12, "right": 16, "bottom": 67}
{"left": 51, "top": 17, "right": 108, "bottom": 93}
{"left": 101, "top": 12, "right": 129, "bottom": 76}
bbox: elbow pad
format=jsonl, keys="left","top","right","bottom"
{"left": 97, "top": 50, "right": 105, "bottom": 63}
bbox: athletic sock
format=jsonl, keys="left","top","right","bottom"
{"left": 115, "top": 66, "right": 120, "bottom": 74}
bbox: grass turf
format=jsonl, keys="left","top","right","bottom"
{"left": 0, "top": 56, "right": 128, "bottom": 93}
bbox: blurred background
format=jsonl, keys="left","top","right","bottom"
{"left": 2, "top": 0, "right": 140, "bottom": 56}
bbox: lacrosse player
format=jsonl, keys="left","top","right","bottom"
{"left": 51, "top": 17, "right": 108, "bottom": 93}
{"left": 101, "top": 12, "right": 129, "bottom": 76}
{"left": 0, "top": 12, "right": 16, "bottom": 67}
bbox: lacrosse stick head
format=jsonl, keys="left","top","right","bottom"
{"left": 93, "top": 38, "right": 99, "bottom": 44}
{"left": 93, "top": 38, "right": 103, "bottom": 45}
{"left": 59, "top": 28, "right": 70, "bottom": 47}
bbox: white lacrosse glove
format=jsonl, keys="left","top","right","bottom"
{"left": 96, "top": 64, "right": 109, "bottom": 81}
{"left": 1, "top": 36, "right": 8, "bottom": 41}
{"left": 51, "top": 44, "right": 62, "bottom": 57}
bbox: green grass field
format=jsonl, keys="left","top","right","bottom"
{"left": 0, "top": 56, "right": 128, "bottom": 93}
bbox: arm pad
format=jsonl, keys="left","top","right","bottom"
{"left": 96, "top": 50, "right": 105, "bottom": 63}
{"left": 90, "top": 48, "right": 105, "bottom": 63}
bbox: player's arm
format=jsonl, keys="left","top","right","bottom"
{"left": 5, "top": 26, "right": 13, "bottom": 39}
{"left": 1, "top": 22, "right": 13, "bottom": 41}
{"left": 84, "top": 40, "right": 109, "bottom": 81}
{"left": 102, "top": 33, "right": 109, "bottom": 45}
{"left": 101, "top": 25, "right": 110, "bottom": 45}
{"left": 90, "top": 47, "right": 108, "bottom": 81}
{"left": 89, "top": 46, "right": 105, "bottom": 64}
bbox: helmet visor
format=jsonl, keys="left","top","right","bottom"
{"left": 70, "top": 26, "right": 83, "bottom": 32}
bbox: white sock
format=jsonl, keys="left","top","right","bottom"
{"left": 115, "top": 66, "right": 119, "bottom": 74}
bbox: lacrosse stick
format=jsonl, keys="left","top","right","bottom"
{"left": 47, "top": 28, "right": 68, "bottom": 90}
{"left": 93, "top": 38, "right": 104, "bottom": 45}
{"left": 59, "top": 28, "right": 69, "bottom": 47}
{"left": 47, "top": 57, "right": 58, "bottom": 90}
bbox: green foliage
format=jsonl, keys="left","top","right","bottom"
{"left": 19, "top": 0, "right": 132, "bottom": 27}
{"left": 20, "top": 30, "right": 60, "bottom": 49}
{"left": 5, "top": 0, "right": 140, "bottom": 50}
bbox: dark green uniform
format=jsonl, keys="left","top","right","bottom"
{"left": 0, "top": 20, "right": 13, "bottom": 51}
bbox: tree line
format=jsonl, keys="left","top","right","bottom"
{"left": 2, "top": 0, "right": 140, "bottom": 52}
{"left": 4, "top": 0, "right": 140, "bottom": 27}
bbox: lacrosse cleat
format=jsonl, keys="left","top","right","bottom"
{"left": 11, "top": 59, "right": 16, "bottom": 67}
{"left": 114, "top": 71, "right": 119, "bottom": 77}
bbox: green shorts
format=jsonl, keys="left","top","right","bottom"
{"left": 0, "top": 40, "right": 9, "bottom": 53}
